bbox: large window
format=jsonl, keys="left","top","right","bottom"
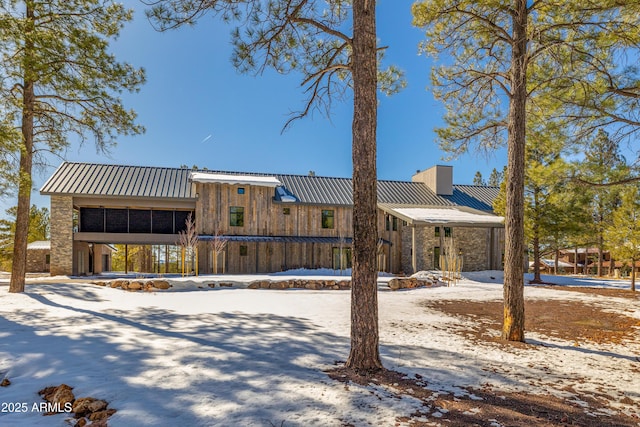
{"left": 79, "top": 207, "right": 192, "bottom": 234}
{"left": 321, "top": 210, "right": 335, "bottom": 229}
{"left": 230, "top": 206, "right": 244, "bottom": 227}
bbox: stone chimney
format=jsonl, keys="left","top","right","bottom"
{"left": 412, "top": 165, "right": 453, "bottom": 196}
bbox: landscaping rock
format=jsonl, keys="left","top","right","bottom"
{"left": 269, "top": 281, "right": 288, "bottom": 290}
{"left": 128, "top": 281, "right": 143, "bottom": 291}
{"left": 1, "top": 378, "right": 10, "bottom": 387}
{"left": 338, "top": 280, "right": 351, "bottom": 289}
{"left": 38, "top": 384, "right": 74, "bottom": 408}
{"left": 72, "top": 397, "right": 107, "bottom": 417}
{"left": 110, "top": 280, "right": 126, "bottom": 289}
{"left": 88, "top": 408, "right": 117, "bottom": 421}
{"left": 153, "top": 280, "right": 171, "bottom": 290}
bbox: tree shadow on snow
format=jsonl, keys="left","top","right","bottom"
{"left": 3, "top": 291, "right": 356, "bottom": 426}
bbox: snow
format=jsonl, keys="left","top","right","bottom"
{"left": 393, "top": 207, "right": 504, "bottom": 225}
{"left": 0, "top": 270, "right": 638, "bottom": 426}
{"left": 189, "top": 172, "right": 281, "bottom": 187}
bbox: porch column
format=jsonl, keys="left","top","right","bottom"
{"left": 411, "top": 226, "right": 417, "bottom": 274}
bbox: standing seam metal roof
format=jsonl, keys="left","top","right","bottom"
{"left": 40, "top": 162, "right": 197, "bottom": 199}
{"left": 41, "top": 162, "right": 499, "bottom": 211}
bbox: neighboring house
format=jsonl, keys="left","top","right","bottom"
{"left": 558, "top": 248, "right": 640, "bottom": 276}
{"left": 26, "top": 240, "right": 51, "bottom": 273}
{"left": 41, "top": 162, "right": 504, "bottom": 276}
{"left": 26, "top": 240, "right": 116, "bottom": 274}
{"left": 529, "top": 258, "right": 574, "bottom": 274}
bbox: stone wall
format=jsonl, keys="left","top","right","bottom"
{"left": 50, "top": 196, "right": 74, "bottom": 276}
{"left": 401, "top": 224, "right": 503, "bottom": 273}
{"left": 26, "top": 248, "right": 50, "bottom": 272}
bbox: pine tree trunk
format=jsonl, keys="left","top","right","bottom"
{"left": 9, "top": 3, "right": 35, "bottom": 294}
{"left": 531, "top": 187, "right": 541, "bottom": 283}
{"left": 345, "top": 0, "right": 382, "bottom": 371}
{"left": 502, "top": 0, "right": 527, "bottom": 342}
{"left": 632, "top": 258, "right": 636, "bottom": 292}
{"left": 597, "top": 237, "right": 603, "bottom": 277}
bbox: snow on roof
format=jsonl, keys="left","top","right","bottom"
{"left": 190, "top": 172, "right": 282, "bottom": 187}
{"left": 530, "top": 259, "right": 575, "bottom": 268}
{"left": 27, "top": 240, "right": 50, "bottom": 250}
{"left": 391, "top": 207, "right": 504, "bottom": 226}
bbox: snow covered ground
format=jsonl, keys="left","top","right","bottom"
{"left": 0, "top": 270, "right": 638, "bottom": 426}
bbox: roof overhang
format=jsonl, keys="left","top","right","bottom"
{"left": 190, "top": 172, "right": 281, "bottom": 187}
{"left": 379, "top": 204, "right": 504, "bottom": 228}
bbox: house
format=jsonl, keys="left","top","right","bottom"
{"left": 26, "top": 239, "right": 116, "bottom": 274}
{"left": 558, "top": 248, "right": 640, "bottom": 276}
{"left": 26, "top": 240, "right": 51, "bottom": 273}
{"left": 40, "top": 162, "right": 504, "bottom": 276}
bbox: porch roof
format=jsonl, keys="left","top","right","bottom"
{"left": 379, "top": 204, "right": 504, "bottom": 228}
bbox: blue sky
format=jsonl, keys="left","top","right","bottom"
{"left": 23, "top": 0, "right": 506, "bottom": 212}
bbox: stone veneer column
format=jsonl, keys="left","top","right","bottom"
{"left": 50, "top": 196, "right": 74, "bottom": 276}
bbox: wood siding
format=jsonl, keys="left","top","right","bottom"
{"left": 195, "top": 182, "right": 402, "bottom": 274}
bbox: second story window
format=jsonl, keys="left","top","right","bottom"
{"left": 321, "top": 209, "right": 335, "bottom": 229}
{"left": 230, "top": 206, "right": 244, "bottom": 227}
{"left": 237, "top": 187, "right": 245, "bottom": 195}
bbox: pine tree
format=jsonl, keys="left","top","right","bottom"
{"left": 473, "top": 171, "right": 485, "bottom": 186}
{"left": 413, "top": 0, "right": 640, "bottom": 341}
{"left": 0, "top": 0, "right": 145, "bottom": 292}
{"left": 488, "top": 168, "right": 502, "bottom": 187}
{"left": 0, "top": 205, "right": 49, "bottom": 271}
{"left": 606, "top": 185, "right": 640, "bottom": 292}
{"left": 147, "top": 0, "right": 404, "bottom": 372}
{"left": 579, "top": 130, "right": 629, "bottom": 276}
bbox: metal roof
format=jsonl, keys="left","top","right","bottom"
{"left": 445, "top": 185, "right": 500, "bottom": 212}
{"left": 40, "top": 162, "right": 196, "bottom": 199}
{"left": 41, "top": 162, "right": 499, "bottom": 212}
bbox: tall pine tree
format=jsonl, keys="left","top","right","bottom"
{"left": 0, "top": 0, "right": 145, "bottom": 292}
{"left": 147, "top": 0, "right": 403, "bottom": 372}
{"left": 413, "top": 0, "right": 640, "bottom": 341}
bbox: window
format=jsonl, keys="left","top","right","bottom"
{"left": 230, "top": 207, "right": 244, "bottom": 227}
{"left": 237, "top": 187, "right": 245, "bottom": 195}
{"left": 321, "top": 210, "right": 335, "bottom": 229}
{"left": 239, "top": 245, "right": 248, "bottom": 256}
{"left": 45, "top": 254, "right": 51, "bottom": 265}
{"left": 385, "top": 215, "right": 390, "bottom": 231}
{"left": 435, "top": 226, "right": 440, "bottom": 237}
{"left": 283, "top": 207, "right": 290, "bottom": 215}
{"left": 392, "top": 217, "right": 398, "bottom": 231}
{"left": 434, "top": 247, "right": 440, "bottom": 269}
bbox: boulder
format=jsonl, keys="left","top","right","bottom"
{"left": 110, "top": 280, "right": 126, "bottom": 289}
{"left": 128, "top": 281, "right": 143, "bottom": 291}
{"left": 39, "top": 384, "right": 75, "bottom": 408}
{"left": 338, "top": 280, "right": 351, "bottom": 289}
{"left": 1, "top": 378, "right": 10, "bottom": 387}
{"left": 269, "top": 281, "right": 288, "bottom": 290}
{"left": 153, "top": 280, "right": 171, "bottom": 290}
{"left": 72, "top": 397, "right": 107, "bottom": 417}
{"left": 88, "top": 408, "right": 116, "bottom": 421}
{"left": 219, "top": 282, "right": 234, "bottom": 288}
{"left": 388, "top": 278, "right": 401, "bottom": 291}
